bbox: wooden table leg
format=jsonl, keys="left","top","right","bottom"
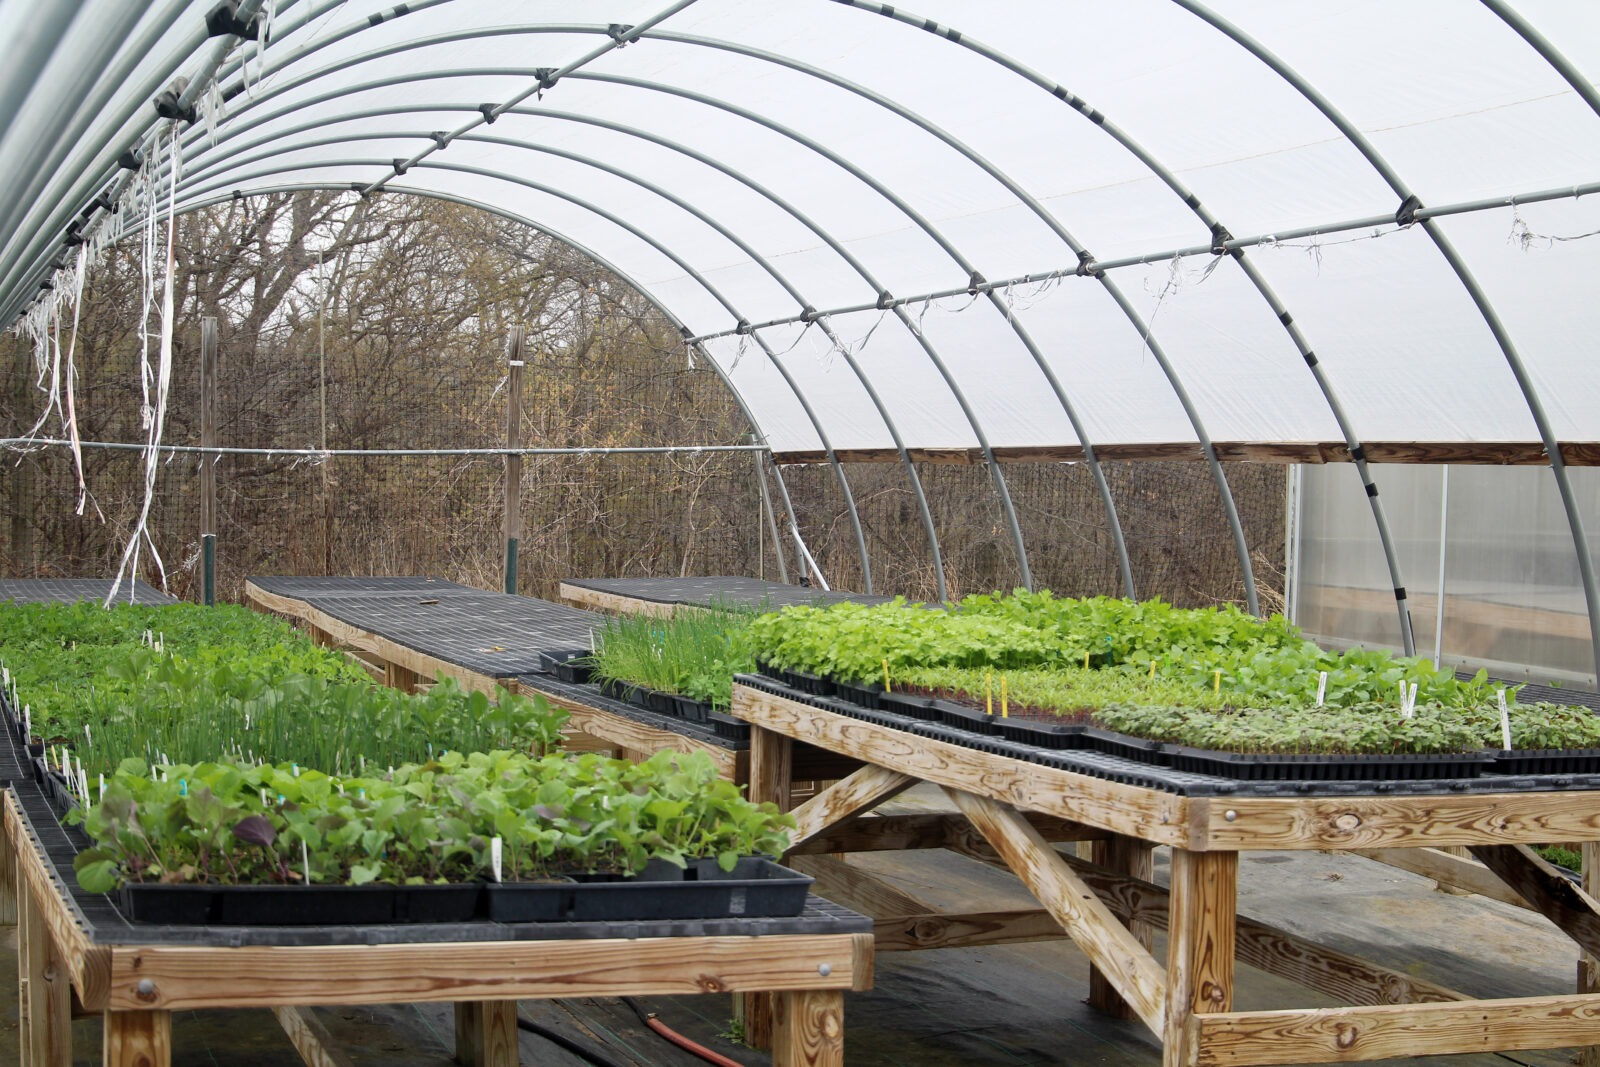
{"left": 1163, "top": 849, "right": 1237, "bottom": 1067}
{"left": 741, "top": 723, "right": 796, "bottom": 1050}
{"left": 1089, "top": 833, "right": 1154, "bottom": 1019}
{"left": 384, "top": 662, "right": 420, "bottom": 694}
{"left": 1582, "top": 842, "right": 1600, "bottom": 1067}
{"left": 20, "top": 876, "right": 71, "bottom": 1067}
{"left": 0, "top": 821, "right": 16, "bottom": 926}
{"left": 455, "top": 1000, "right": 518, "bottom": 1066}
{"left": 771, "top": 989, "right": 843, "bottom": 1067}
{"left": 102, "top": 1010, "right": 170, "bottom": 1067}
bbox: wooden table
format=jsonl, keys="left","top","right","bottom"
{"left": 2, "top": 787, "right": 871, "bottom": 1067}
{"left": 733, "top": 682, "right": 1600, "bottom": 1067}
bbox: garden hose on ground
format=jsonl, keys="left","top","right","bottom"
{"left": 623, "top": 997, "right": 746, "bottom": 1067}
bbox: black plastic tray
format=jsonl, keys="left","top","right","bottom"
{"left": 1490, "top": 748, "right": 1600, "bottom": 776}
{"left": 1166, "top": 745, "right": 1491, "bottom": 781}
{"left": 486, "top": 858, "right": 811, "bottom": 922}
{"left": 118, "top": 882, "right": 484, "bottom": 925}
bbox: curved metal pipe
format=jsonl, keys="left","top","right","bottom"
{"left": 832, "top": 0, "right": 1412, "bottom": 637}
{"left": 163, "top": 25, "right": 1029, "bottom": 595}
{"left": 1175, "top": 0, "right": 1600, "bottom": 681}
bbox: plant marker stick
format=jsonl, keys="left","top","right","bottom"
{"left": 1316, "top": 671, "right": 1328, "bottom": 707}
{"left": 588, "top": 628, "right": 596, "bottom": 653}
{"left": 1213, "top": 670, "right": 1222, "bottom": 695}
{"left": 1498, "top": 689, "right": 1512, "bottom": 751}
{"left": 1149, "top": 660, "right": 1156, "bottom": 680}
{"left": 1084, "top": 650, "right": 1091, "bottom": 670}
{"left": 302, "top": 839, "right": 311, "bottom": 885}
{"left": 1001, "top": 676, "right": 1008, "bottom": 718}
{"left": 882, "top": 659, "right": 892, "bottom": 694}
{"left": 98, "top": 773, "right": 104, "bottom": 800}
{"left": 491, "top": 836, "right": 503, "bottom": 883}
{"left": 986, "top": 671, "right": 993, "bottom": 716}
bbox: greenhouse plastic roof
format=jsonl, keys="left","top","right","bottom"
{"left": 4, "top": 0, "right": 1600, "bottom": 463}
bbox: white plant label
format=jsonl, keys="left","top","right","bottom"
{"left": 1498, "top": 689, "right": 1512, "bottom": 752}
{"left": 491, "top": 836, "right": 503, "bottom": 883}
{"left": 1315, "top": 671, "right": 1327, "bottom": 707}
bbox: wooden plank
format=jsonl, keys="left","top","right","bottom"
{"left": 749, "top": 723, "right": 794, "bottom": 814}
{"left": 1090, "top": 835, "right": 1155, "bottom": 1020}
{"left": 272, "top": 1007, "right": 357, "bottom": 1067}
{"left": 103, "top": 933, "right": 866, "bottom": 1010}
{"left": 784, "top": 765, "right": 917, "bottom": 851}
{"left": 557, "top": 582, "right": 679, "bottom": 619}
{"left": 1191, "top": 994, "right": 1600, "bottom": 1066}
{"left": 454, "top": 1001, "right": 519, "bottom": 1067}
{"left": 1345, "top": 847, "right": 1534, "bottom": 909}
{"left": 946, "top": 838, "right": 1466, "bottom": 1007}
{"left": 383, "top": 661, "right": 419, "bottom": 695}
{"left": 102, "top": 1010, "right": 171, "bottom": 1067}
{"left": 735, "top": 687, "right": 1196, "bottom": 847}
{"left": 874, "top": 908, "right": 1071, "bottom": 952}
{"left": 790, "top": 811, "right": 1100, "bottom": 855}
{"left": 1164, "top": 849, "right": 1237, "bottom": 1067}
{"left": 1585, "top": 841, "right": 1600, "bottom": 1067}
{"left": 1470, "top": 844, "right": 1600, "bottom": 958}
{"left": 5, "top": 791, "right": 109, "bottom": 1010}
{"left": 771, "top": 989, "right": 844, "bottom": 1067}
{"left": 0, "top": 812, "right": 16, "bottom": 926}
{"left": 21, "top": 873, "right": 72, "bottom": 1067}
{"left": 787, "top": 855, "right": 933, "bottom": 918}
{"left": 946, "top": 787, "right": 1168, "bottom": 1036}
{"left": 1200, "top": 792, "right": 1600, "bottom": 851}
{"left": 243, "top": 583, "right": 505, "bottom": 699}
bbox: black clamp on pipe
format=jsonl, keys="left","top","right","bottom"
{"left": 154, "top": 89, "right": 197, "bottom": 125}
{"left": 734, "top": 319, "right": 753, "bottom": 335}
{"left": 392, "top": 159, "right": 409, "bottom": 175}
{"left": 607, "top": 24, "right": 634, "bottom": 46}
{"left": 206, "top": 1, "right": 261, "bottom": 40}
{"left": 478, "top": 104, "right": 498, "bottom": 124}
{"left": 429, "top": 131, "right": 450, "bottom": 150}
{"left": 1075, "top": 249, "right": 1101, "bottom": 277}
{"left": 967, "top": 270, "right": 985, "bottom": 295}
{"left": 1209, "top": 222, "right": 1234, "bottom": 256}
{"left": 1395, "top": 194, "right": 1423, "bottom": 227}
{"left": 799, "top": 305, "right": 820, "bottom": 323}
{"left": 117, "top": 148, "right": 143, "bottom": 171}
{"left": 876, "top": 290, "right": 895, "bottom": 309}
{"left": 535, "top": 68, "right": 558, "bottom": 91}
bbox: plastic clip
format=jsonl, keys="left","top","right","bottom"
{"left": 392, "top": 159, "right": 409, "bottom": 175}
{"left": 478, "top": 104, "right": 498, "bottom": 124}
{"left": 429, "top": 131, "right": 450, "bottom": 150}
{"left": 1075, "top": 249, "right": 1100, "bottom": 277}
{"left": 967, "top": 270, "right": 985, "bottom": 295}
{"left": 799, "top": 306, "right": 820, "bottom": 323}
{"left": 1395, "top": 194, "right": 1422, "bottom": 227}
{"left": 876, "top": 290, "right": 895, "bottom": 309}
{"left": 606, "top": 23, "right": 634, "bottom": 45}
{"left": 535, "top": 68, "right": 558, "bottom": 91}
{"left": 734, "top": 320, "right": 753, "bottom": 336}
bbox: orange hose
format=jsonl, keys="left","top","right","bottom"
{"left": 643, "top": 1015, "right": 745, "bottom": 1067}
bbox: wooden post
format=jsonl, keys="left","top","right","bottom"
{"left": 1088, "top": 833, "right": 1155, "bottom": 1019}
{"left": 1582, "top": 841, "right": 1600, "bottom": 1067}
{"left": 454, "top": 1001, "right": 518, "bottom": 1066}
{"left": 771, "top": 989, "right": 844, "bottom": 1067}
{"left": 19, "top": 876, "right": 73, "bottom": 1066}
{"left": 199, "top": 317, "right": 218, "bottom": 606}
{"left": 741, "top": 723, "right": 796, "bottom": 1049}
{"left": 503, "top": 327, "right": 525, "bottom": 596}
{"left": 102, "top": 1010, "right": 170, "bottom": 1067}
{"left": 383, "top": 661, "right": 420, "bottom": 695}
{"left": 0, "top": 816, "right": 16, "bottom": 927}
{"left": 1163, "top": 848, "right": 1237, "bottom": 1067}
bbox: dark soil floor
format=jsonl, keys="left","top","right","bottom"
{"left": 0, "top": 786, "right": 1587, "bottom": 1065}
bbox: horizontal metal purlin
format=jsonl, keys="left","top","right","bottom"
{"left": 684, "top": 178, "right": 1600, "bottom": 344}
{"left": 0, "top": 438, "right": 767, "bottom": 457}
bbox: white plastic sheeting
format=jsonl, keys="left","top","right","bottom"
{"left": 2, "top": 0, "right": 1597, "bottom": 458}
{"left": 3, "top": 0, "right": 1600, "bottom": 656}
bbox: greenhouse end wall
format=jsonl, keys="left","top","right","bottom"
{"left": 1292, "top": 463, "right": 1600, "bottom": 691}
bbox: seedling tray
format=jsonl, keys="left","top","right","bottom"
{"left": 485, "top": 858, "right": 812, "bottom": 922}
{"left": 118, "top": 883, "right": 484, "bottom": 926}
{"left": 1491, "top": 748, "right": 1600, "bottom": 776}
{"left": 1166, "top": 745, "right": 1492, "bottom": 781}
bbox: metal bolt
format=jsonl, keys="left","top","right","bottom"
{"left": 817, "top": 963, "right": 832, "bottom": 977}
{"left": 1224, "top": 809, "right": 1237, "bottom": 822}
{"left": 135, "top": 978, "right": 156, "bottom": 1002}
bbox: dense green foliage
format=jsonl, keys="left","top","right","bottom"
{"left": 590, "top": 603, "right": 760, "bottom": 710}
{"left": 0, "top": 601, "right": 372, "bottom": 730}
{"left": 3, "top": 602, "right": 567, "bottom": 777}
{"left": 73, "top": 749, "right": 793, "bottom": 891}
{"left": 751, "top": 591, "right": 1505, "bottom": 708}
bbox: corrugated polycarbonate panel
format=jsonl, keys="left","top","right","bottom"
{"left": 4, "top": 0, "right": 1600, "bottom": 458}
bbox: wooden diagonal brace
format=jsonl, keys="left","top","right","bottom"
{"left": 784, "top": 765, "right": 917, "bottom": 852}
{"left": 1471, "top": 844, "right": 1600, "bottom": 958}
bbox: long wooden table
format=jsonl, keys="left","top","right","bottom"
{"left": 733, "top": 682, "right": 1600, "bottom": 1067}
{"left": 4, "top": 781, "right": 871, "bottom": 1067}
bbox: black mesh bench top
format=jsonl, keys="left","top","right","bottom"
{"left": 0, "top": 578, "right": 178, "bottom": 605}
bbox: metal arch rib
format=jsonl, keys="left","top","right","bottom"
{"left": 828, "top": 0, "right": 1414, "bottom": 644}
{"left": 168, "top": 100, "right": 965, "bottom": 602}
{"left": 1173, "top": 0, "right": 1600, "bottom": 682}
{"left": 1480, "top": 0, "right": 1600, "bottom": 117}
{"left": 161, "top": 165, "right": 826, "bottom": 588}
{"left": 160, "top": 20, "right": 1032, "bottom": 596}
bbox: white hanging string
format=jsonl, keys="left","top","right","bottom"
{"left": 58, "top": 243, "right": 96, "bottom": 517}
{"left": 107, "top": 129, "right": 181, "bottom": 606}
{"left": 1508, "top": 205, "right": 1600, "bottom": 251}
